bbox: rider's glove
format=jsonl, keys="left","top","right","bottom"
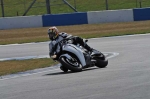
{"left": 51, "top": 55, "right": 57, "bottom": 59}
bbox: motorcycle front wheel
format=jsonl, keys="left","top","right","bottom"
{"left": 59, "top": 56, "right": 82, "bottom": 72}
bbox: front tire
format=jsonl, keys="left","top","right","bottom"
{"left": 59, "top": 56, "right": 82, "bottom": 72}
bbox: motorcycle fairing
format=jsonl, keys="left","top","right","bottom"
{"left": 62, "top": 44, "right": 86, "bottom": 67}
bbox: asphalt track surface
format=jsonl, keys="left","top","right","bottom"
{"left": 0, "top": 34, "right": 150, "bottom": 99}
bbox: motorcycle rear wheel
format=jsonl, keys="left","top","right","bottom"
{"left": 95, "top": 53, "right": 108, "bottom": 68}
{"left": 95, "top": 58, "right": 108, "bottom": 68}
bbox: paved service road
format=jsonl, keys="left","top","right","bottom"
{"left": 0, "top": 34, "right": 150, "bottom": 99}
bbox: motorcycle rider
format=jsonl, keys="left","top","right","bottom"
{"left": 48, "top": 26, "right": 93, "bottom": 72}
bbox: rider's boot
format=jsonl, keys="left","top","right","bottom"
{"left": 84, "top": 44, "right": 100, "bottom": 55}
{"left": 84, "top": 44, "right": 94, "bottom": 53}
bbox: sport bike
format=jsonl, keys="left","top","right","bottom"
{"left": 54, "top": 38, "right": 108, "bottom": 72}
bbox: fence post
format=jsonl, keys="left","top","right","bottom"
{"left": 1, "top": 0, "right": 5, "bottom": 17}
{"left": 46, "top": 0, "right": 51, "bottom": 14}
{"left": 105, "top": 0, "right": 108, "bottom": 10}
{"left": 139, "top": 0, "right": 142, "bottom": 8}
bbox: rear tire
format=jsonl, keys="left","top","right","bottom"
{"left": 95, "top": 58, "right": 108, "bottom": 68}
{"left": 59, "top": 56, "right": 82, "bottom": 72}
{"left": 95, "top": 53, "right": 108, "bottom": 68}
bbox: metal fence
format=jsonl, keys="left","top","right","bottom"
{"left": 0, "top": 0, "right": 150, "bottom": 17}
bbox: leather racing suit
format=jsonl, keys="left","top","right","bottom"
{"left": 49, "top": 32, "right": 93, "bottom": 60}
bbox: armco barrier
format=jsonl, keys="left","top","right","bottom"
{"left": 42, "top": 12, "right": 88, "bottom": 27}
{"left": 87, "top": 9, "right": 134, "bottom": 24}
{"left": 133, "top": 7, "right": 150, "bottom": 21}
{"left": 0, "top": 15, "right": 43, "bottom": 29}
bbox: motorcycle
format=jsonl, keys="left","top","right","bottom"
{"left": 55, "top": 37, "right": 108, "bottom": 72}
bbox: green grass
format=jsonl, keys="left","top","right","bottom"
{"left": 0, "top": 0, "right": 150, "bottom": 17}
{"left": 0, "top": 58, "right": 58, "bottom": 76}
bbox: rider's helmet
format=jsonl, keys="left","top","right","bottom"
{"left": 48, "top": 26, "right": 59, "bottom": 40}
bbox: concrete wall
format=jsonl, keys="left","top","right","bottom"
{"left": 0, "top": 15, "right": 42, "bottom": 29}
{"left": 87, "top": 9, "right": 134, "bottom": 24}
{"left": 0, "top": 8, "right": 150, "bottom": 30}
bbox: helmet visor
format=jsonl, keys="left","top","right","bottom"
{"left": 48, "top": 29, "right": 56, "bottom": 39}
{"left": 48, "top": 32, "right": 55, "bottom": 39}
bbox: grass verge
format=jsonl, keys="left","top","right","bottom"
{"left": 0, "top": 58, "right": 58, "bottom": 76}
{"left": 1, "top": 20, "right": 150, "bottom": 45}
{"left": 0, "top": 20, "right": 150, "bottom": 76}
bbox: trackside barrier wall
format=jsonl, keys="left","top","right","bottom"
{"left": 42, "top": 12, "right": 88, "bottom": 27}
{"left": 0, "top": 16, "right": 43, "bottom": 29}
{"left": 87, "top": 9, "right": 134, "bottom": 24}
{"left": 133, "top": 7, "right": 150, "bottom": 21}
{"left": 0, "top": 8, "right": 150, "bottom": 30}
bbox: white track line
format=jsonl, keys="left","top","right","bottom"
{"left": 89, "top": 33, "right": 150, "bottom": 40}
{"left": 105, "top": 52, "right": 119, "bottom": 59}
{"left": 0, "top": 67, "right": 60, "bottom": 80}
{"left": 0, "top": 41, "right": 49, "bottom": 47}
{"left": 0, "top": 55, "right": 49, "bottom": 61}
